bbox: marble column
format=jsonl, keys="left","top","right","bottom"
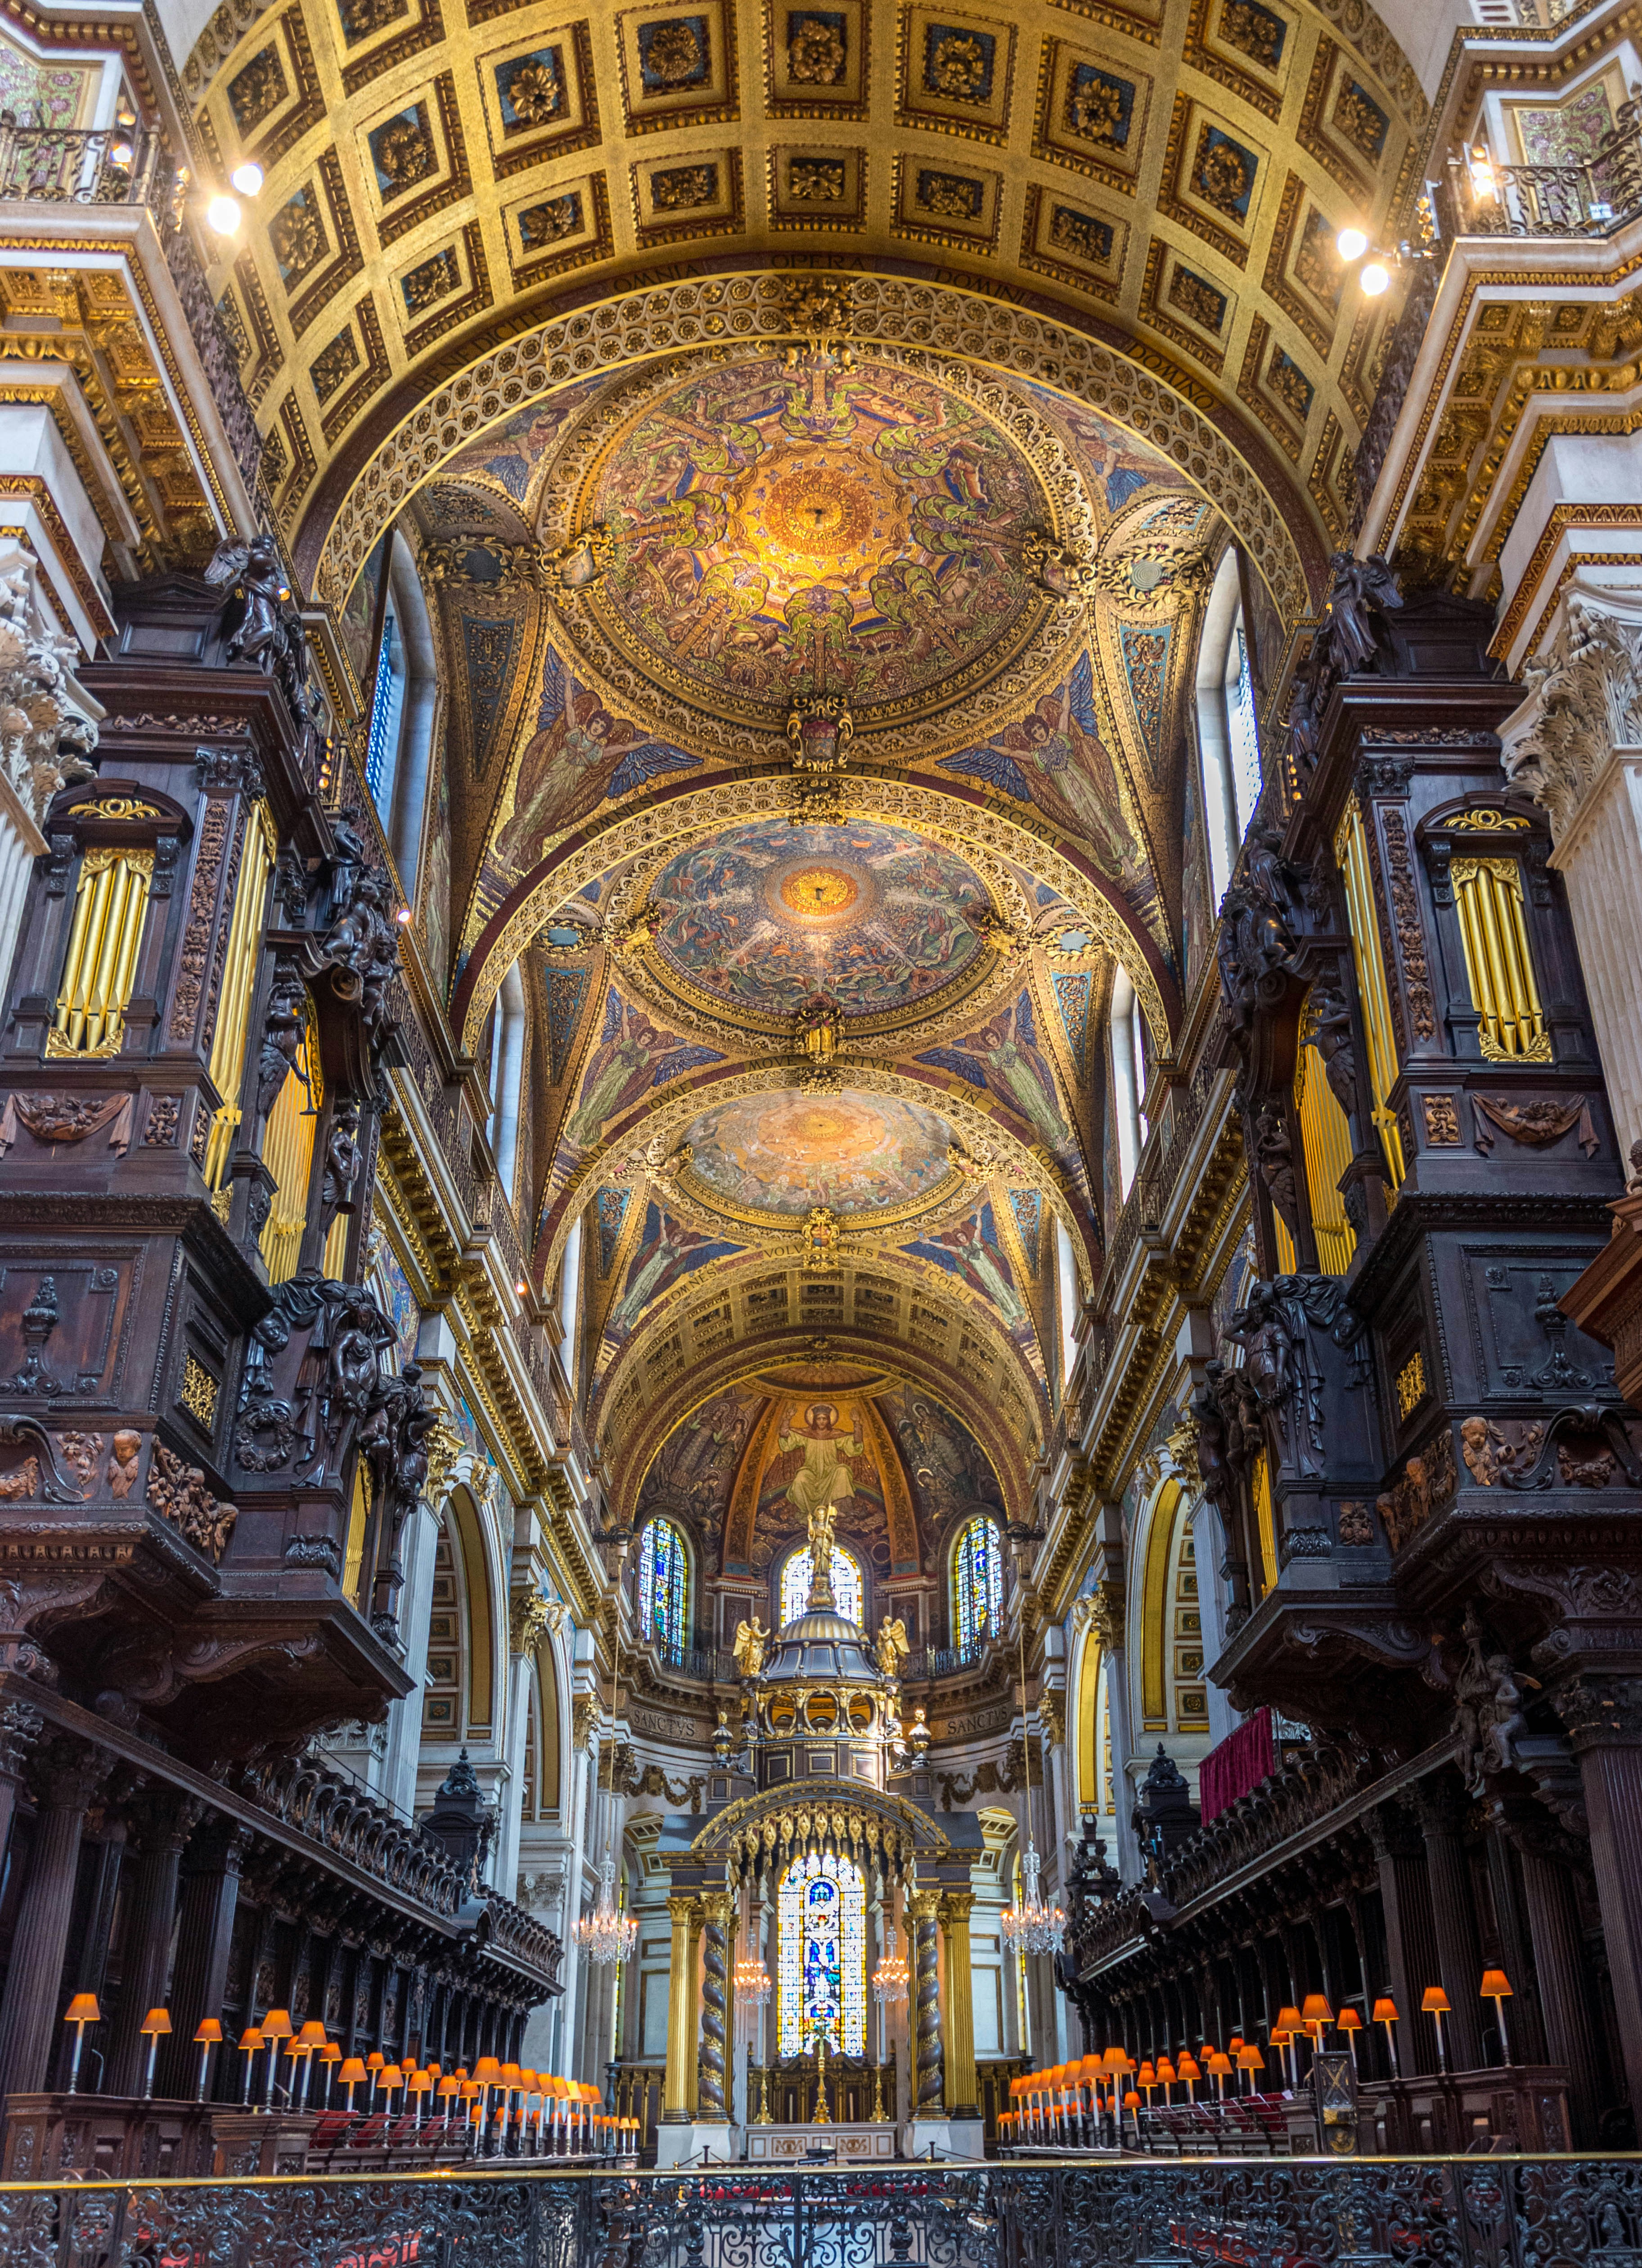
{"left": 911, "top": 1888, "right": 944, "bottom": 2116}
{"left": 698, "top": 1891, "right": 731, "bottom": 2123}
{"left": 1554, "top": 1675, "right": 1642, "bottom": 2117}
{"left": 940, "top": 1892, "right": 978, "bottom": 2119}
{"left": 0, "top": 1740, "right": 105, "bottom": 2095}
{"left": 1411, "top": 1776, "right": 1485, "bottom": 2071}
{"left": 661, "top": 1896, "right": 697, "bottom": 2121}
{"left": 1499, "top": 586, "right": 1642, "bottom": 1144}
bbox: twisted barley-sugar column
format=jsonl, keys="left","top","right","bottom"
{"left": 940, "top": 1891, "right": 978, "bottom": 2119}
{"left": 911, "top": 1888, "right": 945, "bottom": 2115}
{"left": 661, "top": 1896, "right": 699, "bottom": 2121}
{"left": 698, "top": 1891, "right": 732, "bottom": 2120}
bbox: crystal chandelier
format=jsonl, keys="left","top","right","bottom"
{"left": 576, "top": 1854, "right": 637, "bottom": 1966}
{"left": 871, "top": 1923, "right": 909, "bottom": 2006}
{"left": 1001, "top": 1844, "right": 1065, "bottom": 1957}
{"left": 734, "top": 1939, "right": 773, "bottom": 2006}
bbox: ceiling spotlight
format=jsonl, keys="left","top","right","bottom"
{"left": 206, "top": 194, "right": 241, "bottom": 236}
{"left": 1335, "top": 226, "right": 1368, "bottom": 262}
{"left": 396, "top": 904, "right": 412, "bottom": 924}
{"left": 1359, "top": 262, "right": 1391, "bottom": 297}
{"left": 230, "top": 161, "right": 265, "bottom": 196}
{"left": 514, "top": 1279, "right": 528, "bottom": 1297}
{"left": 109, "top": 139, "right": 134, "bottom": 167}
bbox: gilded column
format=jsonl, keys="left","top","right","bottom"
{"left": 940, "top": 1892, "right": 978, "bottom": 2119}
{"left": 661, "top": 1896, "right": 698, "bottom": 2122}
{"left": 699, "top": 1891, "right": 731, "bottom": 2122}
{"left": 911, "top": 1888, "right": 944, "bottom": 2116}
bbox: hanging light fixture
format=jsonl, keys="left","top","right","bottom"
{"left": 871, "top": 1923, "right": 910, "bottom": 2007}
{"left": 734, "top": 1935, "right": 774, "bottom": 2007}
{"left": 576, "top": 1560, "right": 637, "bottom": 1968}
{"left": 1001, "top": 1580, "right": 1065, "bottom": 1958}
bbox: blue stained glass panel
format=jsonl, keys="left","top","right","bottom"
{"left": 954, "top": 1515, "right": 1003, "bottom": 1652}
{"left": 778, "top": 1852, "right": 865, "bottom": 2056}
{"left": 637, "top": 1517, "right": 688, "bottom": 1664}
{"left": 781, "top": 1545, "right": 862, "bottom": 1627}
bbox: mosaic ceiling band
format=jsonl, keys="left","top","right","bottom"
{"left": 4, "top": 0, "right": 1642, "bottom": 2196}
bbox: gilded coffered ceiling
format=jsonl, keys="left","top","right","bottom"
{"left": 184, "top": 0, "right": 1426, "bottom": 568}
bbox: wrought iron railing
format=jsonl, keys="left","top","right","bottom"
{"left": 1, "top": 2157, "right": 1638, "bottom": 2266}
{"left": 1447, "top": 139, "right": 1642, "bottom": 237}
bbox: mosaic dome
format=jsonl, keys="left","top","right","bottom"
{"left": 682, "top": 1089, "right": 958, "bottom": 1221}
{"left": 577, "top": 354, "right": 1057, "bottom": 729}
{"left": 648, "top": 819, "right": 989, "bottom": 1026}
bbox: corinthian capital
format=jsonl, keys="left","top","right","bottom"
{"left": 0, "top": 540, "right": 100, "bottom": 827}
{"left": 1501, "top": 587, "right": 1642, "bottom": 839}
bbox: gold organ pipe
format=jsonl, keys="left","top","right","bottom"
{"left": 1452, "top": 857, "right": 1550, "bottom": 1062}
{"left": 1333, "top": 798, "right": 1405, "bottom": 1190}
{"left": 1296, "top": 1035, "right": 1356, "bottom": 1277}
{"left": 203, "top": 805, "right": 276, "bottom": 1190}
{"left": 49, "top": 846, "right": 155, "bottom": 1058}
{"left": 1251, "top": 1450, "right": 1278, "bottom": 1598}
{"left": 258, "top": 1013, "right": 321, "bottom": 1285}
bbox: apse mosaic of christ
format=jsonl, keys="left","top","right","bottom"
{"left": 577, "top": 354, "right": 1055, "bottom": 726}
{"left": 648, "top": 818, "right": 988, "bottom": 1024}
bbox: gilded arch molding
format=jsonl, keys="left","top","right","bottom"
{"left": 309, "top": 273, "right": 1314, "bottom": 633}
{"left": 601, "top": 1310, "right": 1039, "bottom": 1537}
{"left": 457, "top": 767, "right": 1174, "bottom": 1069}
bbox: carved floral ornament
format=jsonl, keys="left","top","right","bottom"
{"left": 1500, "top": 587, "right": 1642, "bottom": 840}
{"left": 310, "top": 274, "right": 1309, "bottom": 631}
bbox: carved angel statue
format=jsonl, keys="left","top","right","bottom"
{"left": 1321, "top": 552, "right": 1403, "bottom": 678}
{"left": 875, "top": 1615, "right": 910, "bottom": 1680}
{"left": 732, "top": 1612, "right": 769, "bottom": 1679}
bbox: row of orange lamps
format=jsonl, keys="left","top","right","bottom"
{"left": 60, "top": 1994, "right": 618, "bottom": 2152}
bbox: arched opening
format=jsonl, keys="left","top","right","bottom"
{"left": 420, "top": 1486, "right": 497, "bottom": 1754}
{"left": 1194, "top": 548, "right": 1264, "bottom": 907}
{"left": 780, "top": 1542, "right": 863, "bottom": 1629}
{"left": 777, "top": 1850, "right": 867, "bottom": 2057}
{"left": 1138, "top": 1479, "right": 1209, "bottom": 1737}
{"left": 1108, "top": 967, "right": 1148, "bottom": 1200}
{"left": 637, "top": 1516, "right": 691, "bottom": 1663}
{"left": 366, "top": 529, "right": 439, "bottom": 886}
{"left": 487, "top": 960, "right": 527, "bottom": 1201}
{"left": 951, "top": 1516, "right": 1003, "bottom": 1657}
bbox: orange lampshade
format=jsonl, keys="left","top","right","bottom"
{"left": 260, "top": 2009, "right": 293, "bottom": 2040}
{"left": 1228, "top": 2035, "right": 1244, "bottom": 2052}
{"left": 1337, "top": 2009, "right": 1363, "bottom": 2033}
{"left": 64, "top": 1995, "right": 100, "bottom": 2025}
{"left": 298, "top": 2021, "right": 328, "bottom": 2046}
{"left": 1138, "top": 2061, "right": 1156, "bottom": 2083}
{"left": 139, "top": 2008, "right": 171, "bottom": 2037}
{"left": 338, "top": 2058, "right": 367, "bottom": 2084}
{"left": 1124, "top": 2091, "right": 1140, "bottom": 2109}
{"left": 1156, "top": 2058, "right": 1177, "bottom": 2080}
{"left": 1177, "top": 2053, "right": 1201, "bottom": 2079}
{"left": 1207, "top": 2052, "right": 1232, "bottom": 2075}
{"left": 438, "top": 2077, "right": 459, "bottom": 2098}
{"left": 475, "top": 2057, "right": 503, "bottom": 2081}
{"left": 1275, "top": 2006, "right": 1304, "bottom": 2033}
{"left": 1372, "top": 1998, "right": 1399, "bottom": 2025}
{"left": 427, "top": 2062, "right": 442, "bottom": 2079}
{"left": 1300, "top": 1995, "right": 1333, "bottom": 2026}
{"left": 459, "top": 2080, "right": 481, "bottom": 2099}
{"left": 365, "top": 2051, "right": 385, "bottom": 2071}
{"left": 238, "top": 2028, "right": 265, "bottom": 2051}
{"left": 1480, "top": 1969, "right": 1512, "bottom": 1999}
{"left": 1269, "top": 2028, "right": 1291, "bottom": 2045}
{"left": 1101, "top": 2046, "right": 1128, "bottom": 2070}
{"left": 502, "top": 2061, "right": 522, "bottom": 2083}
{"left": 319, "top": 2043, "right": 341, "bottom": 2064}
{"left": 379, "top": 2064, "right": 404, "bottom": 2090}
{"left": 1237, "top": 2046, "right": 1265, "bottom": 2070}
{"left": 194, "top": 2020, "right": 224, "bottom": 2045}
{"left": 1422, "top": 1987, "right": 1452, "bottom": 2015}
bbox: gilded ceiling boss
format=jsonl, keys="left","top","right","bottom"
{"left": 0, "top": 0, "right": 1636, "bottom": 2223}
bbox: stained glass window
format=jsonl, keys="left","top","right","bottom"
{"left": 636, "top": 1518, "right": 688, "bottom": 1663}
{"left": 777, "top": 1852, "right": 866, "bottom": 2056}
{"left": 954, "top": 1516, "right": 1003, "bottom": 1653}
{"left": 781, "top": 1544, "right": 862, "bottom": 1627}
